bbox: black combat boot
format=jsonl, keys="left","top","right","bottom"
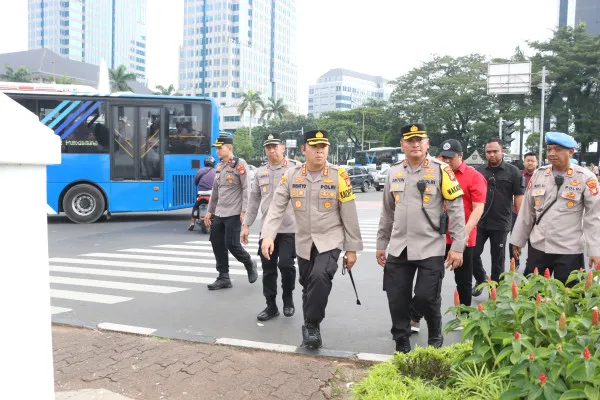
{"left": 303, "top": 323, "right": 322, "bottom": 349}
{"left": 428, "top": 329, "right": 444, "bottom": 348}
{"left": 207, "top": 273, "right": 232, "bottom": 290}
{"left": 247, "top": 260, "right": 258, "bottom": 283}
{"left": 257, "top": 298, "right": 279, "bottom": 321}
{"left": 282, "top": 293, "right": 295, "bottom": 317}
{"left": 395, "top": 336, "right": 411, "bottom": 354}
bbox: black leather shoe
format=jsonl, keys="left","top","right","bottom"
{"left": 304, "top": 323, "right": 322, "bottom": 349}
{"left": 247, "top": 260, "right": 258, "bottom": 283}
{"left": 207, "top": 277, "right": 232, "bottom": 290}
{"left": 283, "top": 305, "right": 295, "bottom": 317}
{"left": 472, "top": 279, "right": 486, "bottom": 297}
{"left": 395, "top": 337, "right": 411, "bottom": 353}
{"left": 257, "top": 305, "right": 279, "bottom": 321}
{"left": 428, "top": 333, "right": 444, "bottom": 348}
{"left": 301, "top": 325, "right": 309, "bottom": 347}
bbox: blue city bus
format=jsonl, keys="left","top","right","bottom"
{"left": 355, "top": 147, "right": 404, "bottom": 166}
{"left": 2, "top": 83, "right": 219, "bottom": 223}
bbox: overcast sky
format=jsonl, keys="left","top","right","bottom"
{"left": 2, "top": 0, "right": 558, "bottom": 112}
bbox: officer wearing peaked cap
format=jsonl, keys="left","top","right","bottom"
{"left": 205, "top": 134, "right": 258, "bottom": 290}
{"left": 260, "top": 129, "right": 363, "bottom": 349}
{"left": 511, "top": 131, "right": 600, "bottom": 281}
{"left": 242, "top": 132, "right": 299, "bottom": 321}
{"left": 376, "top": 123, "right": 466, "bottom": 354}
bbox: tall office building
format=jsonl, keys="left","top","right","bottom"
{"left": 28, "top": 0, "right": 147, "bottom": 81}
{"left": 558, "top": 0, "right": 600, "bottom": 37}
{"left": 178, "top": 0, "right": 298, "bottom": 131}
{"left": 308, "top": 68, "right": 393, "bottom": 117}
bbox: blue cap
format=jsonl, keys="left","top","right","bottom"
{"left": 545, "top": 131, "right": 577, "bottom": 149}
{"left": 570, "top": 158, "right": 579, "bottom": 165}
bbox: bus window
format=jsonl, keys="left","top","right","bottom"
{"left": 112, "top": 106, "right": 136, "bottom": 180}
{"left": 165, "top": 103, "right": 211, "bottom": 155}
{"left": 139, "top": 107, "right": 162, "bottom": 180}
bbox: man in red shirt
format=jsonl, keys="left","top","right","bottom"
{"left": 410, "top": 139, "right": 487, "bottom": 332}
{"left": 509, "top": 152, "right": 537, "bottom": 268}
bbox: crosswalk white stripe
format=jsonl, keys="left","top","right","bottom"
{"left": 50, "top": 289, "right": 133, "bottom": 304}
{"left": 51, "top": 306, "right": 72, "bottom": 315}
{"left": 49, "top": 276, "right": 188, "bottom": 293}
{"left": 81, "top": 252, "right": 255, "bottom": 266}
{"left": 184, "top": 240, "right": 378, "bottom": 247}
{"left": 180, "top": 243, "right": 378, "bottom": 252}
{"left": 49, "top": 257, "right": 256, "bottom": 275}
{"left": 97, "top": 323, "right": 156, "bottom": 335}
{"left": 119, "top": 248, "right": 262, "bottom": 260}
{"left": 50, "top": 265, "right": 217, "bottom": 284}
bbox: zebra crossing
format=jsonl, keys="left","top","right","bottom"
{"left": 49, "top": 219, "right": 381, "bottom": 316}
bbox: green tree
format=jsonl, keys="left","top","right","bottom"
{"left": 388, "top": 54, "right": 498, "bottom": 155}
{"left": 528, "top": 24, "right": 600, "bottom": 161}
{"left": 237, "top": 89, "right": 265, "bottom": 138}
{"left": 154, "top": 84, "right": 181, "bottom": 96}
{"left": 55, "top": 74, "right": 75, "bottom": 84}
{"left": 1, "top": 65, "right": 32, "bottom": 82}
{"left": 260, "top": 97, "right": 289, "bottom": 121}
{"left": 525, "top": 132, "right": 540, "bottom": 154}
{"left": 109, "top": 65, "right": 136, "bottom": 92}
{"left": 232, "top": 127, "right": 256, "bottom": 160}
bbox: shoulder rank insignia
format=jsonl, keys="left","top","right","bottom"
{"left": 586, "top": 179, "right": 598, "bottom": 196}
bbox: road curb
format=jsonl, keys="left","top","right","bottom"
{"left": 51, "top": 320, "right": 392, "bottom": 363}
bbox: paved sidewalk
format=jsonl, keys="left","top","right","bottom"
{"left": 53, "top": 325, "right": 370, "bottom": 400}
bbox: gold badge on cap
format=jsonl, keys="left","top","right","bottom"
{"left": 410, "top": 125, "right": 418, "bottom": 132}
{"left": 268, "top": 134, "right": 274, "bottom": 139}
{"left": 315, "top": 131, "right": 324, "bottom": 138}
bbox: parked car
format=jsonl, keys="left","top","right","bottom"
{"left": 374, "top": 168, "right": 389, "bottom": 191}
{"left": 346, "top": 166, "right": 375, "bottom": 192}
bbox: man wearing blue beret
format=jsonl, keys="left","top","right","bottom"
{"left": 511, "top": 132, "right": 600, "bottom": 281}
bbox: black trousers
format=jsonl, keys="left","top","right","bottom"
{"left": 472, "top": 227, "right": 509, "bottom": 283}
{"left": 410, "top": 245, "right": 474, "bottom": 322}
{"left": 258, "top": 233, "right": 296, "bottom": 301}
{"left": 297, "top": 245, "right": 341, "bottom": 325}
{"left": 524, "top": 244, "right": 584, "bottom": 285}
{"left": 209, "top": 215, "right": 253, "bottom": 274}
{"left": 191, "top": 199, "right": 202, "bottom": 218}
{"left": 508, "top": 212, "right": 519, "bottom": 267}
{"left": 384, "top": 249, "right": 444, "bottom": 340}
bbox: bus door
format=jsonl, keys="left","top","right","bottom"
{"left": 109, "top": 105, "right": 165, "bottom": 212}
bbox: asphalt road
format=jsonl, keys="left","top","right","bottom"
{"left": 48, "top": 188, "right": 508, "bottom": 355}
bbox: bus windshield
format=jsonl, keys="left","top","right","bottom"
{"left": 355, "top": 147, "right": 404, "bottom": 166}
{"left": 3, "top": 86, "right": 220, "bottom": 223}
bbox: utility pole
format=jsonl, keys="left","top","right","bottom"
{"left": 538, "top": 66, "right": 547, "bottom": 164}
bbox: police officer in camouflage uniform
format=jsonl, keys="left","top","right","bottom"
{"left": 205, "top": 134, "right": 258, "bottom": 290}
{"left": 242, "top": 133, "right": 298, "bottom": 321}
{"left": 261, "top": 129, "right": 363, "bottom": 349}
{"left": 511, "top": 132, "right": 600, "bottom": 281}
{"left": 376, "top": 123, "right": 466, "bottom": 354}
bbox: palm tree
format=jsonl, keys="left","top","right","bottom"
{"left": 154, "top": 84, "right": 181, "bottom": 96}
{"left": 260, "top": 97, "right": 289, "bottom": 122}
{"left": 237, "top": 89, "right": 265, "bottom": 137}
{"left": 1, "top": 65, "right": 32, "bottom": 82}
{"left": 109, "top": 65, "right": 136, "bottom": 92}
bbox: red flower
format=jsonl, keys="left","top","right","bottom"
{"left": 512, "top": 280, "right": 519, "bottom": 300}
{"left": 490, "top": 287, "right": 497, "bottom": 302}
{"left": 557, "top": 345, "right": 562, "bottom": 351}
{"left": 514, "top": 331, "right": 521, "bottom": 340}
{"left": 540, "top": 372, "right": 547, "bottom": 386}
{"left": 593, "top": 308, "right": 599, "bottom": 326}
{"left": 454, "top": 289, "right": 460, "bottom": 307}
{"left": 596, "top": 261, "right": 600, "bottom": 271}
{"left": 544, "top": 268, "right": 551, "bottom": 279}
{"left": 478, "top": 303, "right": 484, "bottom": 312}
{"left": 529, "top": 352, "right": 535, "bottom": 361}
{"left": 536, "top": 293, "right": 541, "bottom": 307}
{"left": 487, "top": 276, "right": 492, "bottom": 283}
{"left": 583, "top": 347, "right": 591, "bottom": 361}
{"left": 559, "top": 312, "right": 567, "bottom": 330}
{"left": 510, "top": 258, "right": 516, "bottom": 273}
{"left": 585, "top": 271, "right": 593, "bottom": 291}
{"left": 533, "top": 267, "right": 539, "bottom": 276}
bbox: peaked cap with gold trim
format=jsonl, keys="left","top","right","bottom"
{"left": 400, "top": 123, "right": 427, "bottom": 140}
{"left": 212, "top": 134, "right": 234, "bottom": 147}
{"left": 304, "top": 129, "right": 330, "bottom": 145}
{"left": 263, "top": 132, "right": 283, "bottom": 146}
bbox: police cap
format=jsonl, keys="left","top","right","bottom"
{"left": 401, "top": 123, "right": 427, "bottom": 140}
{"left": 263, "top": 132, "right": 283, "bottom": 146}
{"left": 545, "top": 131, "right": 577, "bottom": 149}
{"left": 304, "top": 130, "right": 330, "bottom": 146}
{"left": 212, "top": 134, "right": 233, "bottom": 147}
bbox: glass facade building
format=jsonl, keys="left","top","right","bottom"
{"left": 558, "top": 0, "right": 600, "bottom": 37}
{"left": 178, "top": 0, "right": 298, "bottom": 119}
{"left": 28, "top": 0, "right": 147, "bottom": 81}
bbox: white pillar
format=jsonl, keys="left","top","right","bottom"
{"left": 0, "top": 93, "right": 61, "bottom": 399}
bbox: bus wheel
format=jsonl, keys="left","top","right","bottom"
{"left": 63, "top": 184, "right": 106, "bottom": 224}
